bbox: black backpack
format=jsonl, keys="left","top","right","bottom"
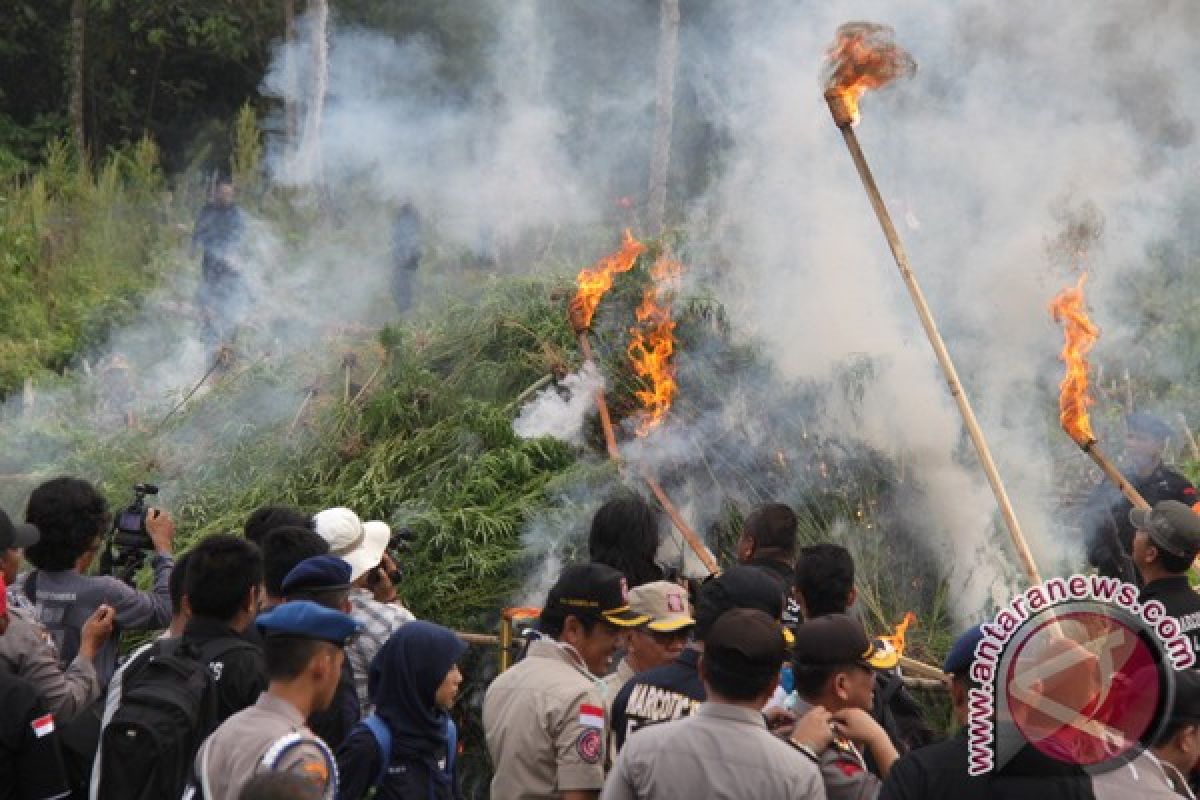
{"left": 96, "top": 636, "right": 250, "bottom": 800}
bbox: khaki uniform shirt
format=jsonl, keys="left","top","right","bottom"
{"left": 601, "top": 702, "right": 827, "bottom": 800}
{"left": 0, "top": 604, "right": 100, "bottom": 722}
{"left": 484, "top": 638, "right": 609, "bottom": 800}
{"left": 1092, "top": 751, "right": 1193, "bottom": 799}
{"left": 192, "top": 692, "right": 337, "bottom": 800}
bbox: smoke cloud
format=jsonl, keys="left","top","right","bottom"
{"left": 4, "top": 1, "right": 1198, "bottom": 627}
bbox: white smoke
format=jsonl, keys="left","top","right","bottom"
{"left": 513, "top": 364, "right": 605, "bottom": 446}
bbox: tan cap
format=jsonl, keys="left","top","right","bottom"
{"left": 627, "top": 581, "right": 695, "bottom": 633}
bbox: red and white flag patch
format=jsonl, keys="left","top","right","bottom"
{"left": 579, "top": 704, "right": 605, "bottom": 729}
{"left": 31, "top": 713, "right": 55, "bottom": 738}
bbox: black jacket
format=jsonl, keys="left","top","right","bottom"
{"left": 1140, "top": 575, "right": 1200, "bottom": 661}
{"left": 880, "top": 729, "right": 1096, "bottom": 800}
{"left": 181, "top": 616, "right": 266, "bottom": 724}
{"left": 1083, "top": 463, "right": 1195, "bottom": 581}
{"left": 0, "top": 672, "right": 71, "bottom": 800}
{"left": 610, "top": 647, "right": 704, "bottom": 752}
{"left": 336, "top": 725, "right": 458, "bottom": 800}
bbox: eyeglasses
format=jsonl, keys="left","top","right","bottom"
{"left": 645, "top": 628, "right": 693, "bottom": 646}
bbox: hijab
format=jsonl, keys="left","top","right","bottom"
{"left": 369, "top": 621, "right": 466, "bottom": 776}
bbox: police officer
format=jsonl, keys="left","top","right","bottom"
{"left": 1131, "top": 500, "right": 1200, "bottom": 660}
{"left": 190, "top": 601, "right": 362, "bottom": 800}
{"left": 483, "top": 563, "right": 647, "bottom": 800}
{"left": 0, "top": 573, "right": 73, "bottom": 800}
{"left": 792, "top": 614, "right": 899, "bottom": 799}
{"left": 1084, "top": 413, "right": 1196, "bottom": 583}
{"left": 602, "top": 609, "right": 825, "bottom": 800}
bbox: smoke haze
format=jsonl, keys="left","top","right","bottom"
{"left": 4, "top": 1, "right": 1199, "bottom": 625}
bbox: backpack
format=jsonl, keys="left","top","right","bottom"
{"left": 359, "top": 713, "right": 457, "bottom": 788}
{"left": 96, "top": 636, "right": 251, "bottom": 800}
{"left": 23, "top": 570, "right": 82, "bottom": 667}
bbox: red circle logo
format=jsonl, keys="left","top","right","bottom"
{"left": 1003, "top": 609, "right": 1164, "bottom": 768}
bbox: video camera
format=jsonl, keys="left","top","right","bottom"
{"left": 100, "top": 484, "right": 159, "bottom": 584}
{"left": 365, "top": 526, "right": 418, "bottom": 590}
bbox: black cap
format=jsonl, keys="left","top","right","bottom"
{"left": 1127, "top": 412, "right": 1172, "bottom": 441}
{"left": 1171, "top": 669, "right": 1200, "bottom": 724}
{"left": 695, "top": 565, "right": 786, "bottom": 639}
{"left": 544, "top": 563, "right": 649, "bottom": 627}
{"left": 1130, "top": 500, "right": 1200, "bottom": 559}
{"left": 792, "top": 613, "right": 878, "bottom": 668}
{"left": 705, "top": 609, "right": 789, "bottom": 679}
{"left": 0, "top": 509, "right": 39, "bottom": 551}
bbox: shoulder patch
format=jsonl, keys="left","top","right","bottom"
{"left": 579, "top": 703, "right": 605, "bottom": 729}
{"left": 835, "top": 759, "right": 863, "bottom": 778}
{"left": 576, "top": 728, "right": 603, "bottom": 764}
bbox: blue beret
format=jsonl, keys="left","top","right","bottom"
{"left": 256, "top": 600, "right": 362, "bottom": 644}
{"left": 282, "top": 555, "right": 353, "bottom": 595}
{"left": 943, "top": 624, "right": 985, "bottom": 675}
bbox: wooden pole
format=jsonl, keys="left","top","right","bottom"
{"left": 1079, "top": 439, "right": 1150, "bottom": 510}
{"left": 825, "top": 90, "right": 1042, "bottom": 586}
{"left": 573, "top": 324, "right": 715, "bottom": 573}
{"left": 645, "top": 475, "right": 720, "bottom": 575}
{"left": 647, "top": 0, "right": 680, "bottom": 234}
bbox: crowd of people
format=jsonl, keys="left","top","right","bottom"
{"left": 3, "top": 413, "right": 1200, "bottom": 799}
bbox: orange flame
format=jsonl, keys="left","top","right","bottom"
{"left": 823, "top": 22, "right": 917, "bottom": 126}
{"left": 879, "top": 611, "right": 918, "bottom": 658}
{"left": 1049, "top": 273, "right": 1099, "bottom": 445}
{"left": 571, "top": 230, "right": 647, "bottom": 330}
{"left": 628, "top": 255, "right": 683, "bottom": 437}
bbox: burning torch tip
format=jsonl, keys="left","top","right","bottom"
{"left": 824, "top": 88, "right": 856, "bottom": 130}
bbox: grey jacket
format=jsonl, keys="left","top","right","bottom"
{"left": 16, "top": 557, "right": 173, "bottom": 688}
{"left": 0, "top": 600, "right": 100, "bottom": 721}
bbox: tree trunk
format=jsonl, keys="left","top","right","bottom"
{"left": 647, "top": 0, "right": 680, "bottom": 235}
{"left": 68, "top": 0, "right": 87, "bottom": 161}
{"left": 284, "top": 0, "right": 297, "bottom": 147}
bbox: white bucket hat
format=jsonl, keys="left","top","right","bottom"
{"left": 314, "top": 508, "right": 392, "bottom": 582}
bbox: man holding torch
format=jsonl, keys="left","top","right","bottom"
{"left": 1083, "top": 413, "right": 1196, "bottom": 583}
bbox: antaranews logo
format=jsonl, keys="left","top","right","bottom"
{"left": 966, "top": 574, "right": 1194, "bottom": 777}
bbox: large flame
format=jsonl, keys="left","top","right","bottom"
{"left": 571, "top": 229, "right": 647, "bottom": 330}
{"left": 1050, "top": 273, "right": 1100, "bottom": 445}
{"left": 879, "top": 611, "right": 918, "bottom": 658}
{"left": 822, "top": 22, "right": 917, "bottom": 126}
{"left": 628, "top": 255, "right": 683, "bottom": 437}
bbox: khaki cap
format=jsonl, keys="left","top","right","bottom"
{"left": 627, "top": 581, "right": 695, "bottom": 633}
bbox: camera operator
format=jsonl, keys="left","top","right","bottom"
{"left": 19, "top": 477, "right": 175, "bottom": 690}
{"left": 313, "top": 508, "right": 414, "bottom": 716}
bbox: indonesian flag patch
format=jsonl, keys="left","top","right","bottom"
{"left": 579, "top": 704, "right": 605, "bottom": 729}
{"left": 31, "top": 713, "right": 55, "bottom": 738}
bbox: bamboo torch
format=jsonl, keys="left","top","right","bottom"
{"left": 569, "top": 235, "right": 720, "bottom": 575}
{"left": 822, "top": 23, "right": 1043, "bottom": 585}
{"left": 1050, "top": 275, "right": 1150, "bottom": 511}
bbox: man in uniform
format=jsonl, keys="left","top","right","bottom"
{"left": 792, "top": 614, "right": 899, "bottom": 799}
{"left": 483, "top": 563, "right": 647, "bottom": 800}
{"left": 602, "top": 609, "right": 826, "bottom": 800}
{"left": 0, "top": 509, "right": 110, "bottom": 721}
{"left": 794, "top": 544, "right": 935, "bottom": 760}
{"left": 600, "top": 580, "right": 694, "bottom": 712}
{"left": 190, "top": 600, "right": 362, "bottom": 800}
{"left": 609, "top": 566, "right": 785, "bottom": 752}
{"left": 0, "top": 573, "right": 73, "bottom": 800}
{"left": 1084, "top": 412, "right": 1196, "bottom": 582}
{"left": 1131, "top": 500, "right": 1200, "bottom": 661}
{"left": 736, "top": 503, "right": 803, "bottom": 633}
